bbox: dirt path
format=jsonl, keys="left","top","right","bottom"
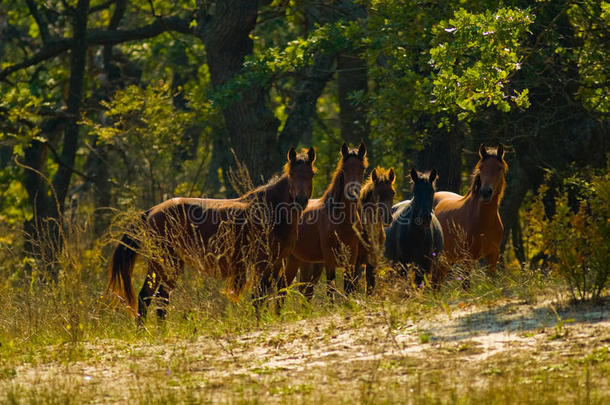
{"left": 3, "top": 297, "right": 609, "bottom": 403}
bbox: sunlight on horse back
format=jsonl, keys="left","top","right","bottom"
{"left": 107, "top": 147, "right": 316, "bottom": 322}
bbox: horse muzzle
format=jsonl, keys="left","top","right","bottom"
{"left": 345, "top": 186, "right": 361, "bottom": 202}
{"left": 481, "top": 187, "right": 493, "bottom": 203}
{"left": 413, "top": 213, "right": 432, "bottom": 226}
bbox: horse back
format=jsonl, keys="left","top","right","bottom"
{"left": 146, "top": 197, "right": 249, "bottom": 241}
{"left": 433, "top": 191, "right": 464, "bottom": 209}
{"left": 384, "top": 202, "right": 412, "bottom": 261}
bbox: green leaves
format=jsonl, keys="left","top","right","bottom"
{"left": 428, "top": 7, "right": 533, "bottom": 120}
{"left": 211, "top": 20, "right": 361, "bottom": 109}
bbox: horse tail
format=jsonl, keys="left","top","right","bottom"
{"left": 107, "top": 212, "right": 148, "bottom": 312}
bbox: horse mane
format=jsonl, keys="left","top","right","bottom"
{"left": 321, "top": 148, "right": 368, "bottom": 203}
{"left": 360, "top": 167, "right": 394, "bottom": 204}
{"left": 466, "top": 148, "right": 508, "bottom": 201}
{"left": 240, "top": 149, "right": 314, "bottom": 204}
{"left": 413, "top": 171, "right": 437, "bottom": 184}
{"left": 240, "top": 174, "right": 288, "bottom": 204}
{"left": 282, "top": 148, "right": 317, "bottom": 175}
{"left": 320, "top": 159, "right": 345, "bottom": 203}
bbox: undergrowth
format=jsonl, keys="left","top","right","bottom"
{"left": 0, "top": 212, "right": 608, "bottom": 404}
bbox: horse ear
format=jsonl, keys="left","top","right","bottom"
{"left": 389, "top": 168, "right": 395, "bottom": 183}
{"left": 497, "top": 144, "right": 505, "bottom": 160}
{"left": 288, "top": 147, "right": 297, "bottom": 163}
{"left": 357, "top": 142, "right": 367, "bottom": 160}
{"left": 410, "top": 168, "right": 418, "bottom": 183}
{"left": 341, "top": 142, "right": 349, "bottom": 159}
{"left": 308, "top": 146, "right": 316, "bottom": 163}
{"left": 429, "top": 168, "right": 437, "bottom": 183}
{"left": 479, "top": 144, "right": 488, "bottom": 159}
{"left": 371, "top": 168, "right": 378, "bottom": 183}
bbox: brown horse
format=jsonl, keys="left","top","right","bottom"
{"left": 108, "top": 147, "right": 316, "bottom": 320}
{"left": 433, "top": 144, "right": 507, "bottom": 287}
{"left": 299, "top": 167, "right": 396, "bottom": 297}
{"left": 280, "top": 142, "right": 368, "bottom": 301}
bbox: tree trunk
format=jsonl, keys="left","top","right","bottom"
{"left": 417, "top": 127, "right": 463, "bottom": 193}
{"left": 278, "top": 52, "right": 336, "bottom": 152}
{"left": 337, "top": 52, "right": 370, "bottom": 149}
{"left": 51, "top": 0, "right": 89, "bottom": 216}
{"left": 499, "top": 156, "right": 529, "bottom": 261}
{"left": 202, "top": 1, "right": 280, "bottom": 186}
{"left": 22, "top": 0, "right": 90, "bottom": 278}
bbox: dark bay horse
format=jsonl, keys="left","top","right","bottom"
{"left": 108, "top": 147, "right": 316, "bottom": 320}
{"left": 299, "top": 167, "right": 396, "bottom": 297}
{"left": 385, "top": 169, "right": 443, "bottom": 287}
{"left": 280, "top": 142, "right": 368, "bottom": 301}
{"left": 433, "top": 144, "right": 507, "bottom": 287}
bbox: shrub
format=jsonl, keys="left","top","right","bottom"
{"left": 525, "top": 167, "right": 610, "bottom": 302}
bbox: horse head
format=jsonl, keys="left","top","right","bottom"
{"left": 370, "top": 167, "right": 396, "bottom": 225}
{"left": 286, "top": 146, "right": 316, "bottom": 210}
{"left": 410, "top": 168, "right": 437, "bottom": 226}
{"left": 340, "top": 142, "right": 368, "bottom": 202}
{"left": 475, "top": 144, "right": 507, "bottom": 203}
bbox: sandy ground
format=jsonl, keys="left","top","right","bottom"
{"left": 2, "top": 296, "right": 609, "bottom": 403}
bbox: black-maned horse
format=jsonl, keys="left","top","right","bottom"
{"left": 385, "top": 169, "right": 443, "bottom": 286}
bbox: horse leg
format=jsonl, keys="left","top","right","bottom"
{"left": 365, "top": 263, "right": 376, "bottom": 295}
{"left": 299, "top": 263, "right": 323, "bottom": 301}
{"left": 155, "top": 283, "right": 170, "bottom": 321}
{"left": 344, "top": 262, "right": 363, "bottom": 295}
{"left": 343, "top": 264, "right": 357, "bottom": 296}
{"left": 251, "top": 267, "right": 274, "bottom": 320}
{"left": 415, "top": 255, "right": 434, "bottom": 288}
{"left": 325, "top": 266, "right": 337, "bottom": 302}
{"left": 431, "top": 260, "right": 450, "bottom": 291}
{"left": 343, "top": 243, "right": 361, "bottom": 296}
{"left": 155, "top": 254, "right": 183, "bottom": 321}
{"left": 485, "top": 250, "right": 500, "bottom": 278}
{"left": 276, "top": 256, "right": 301, "bottom": 312}
{"left": 137, "top": 262, "right": 162, "bottom": 324}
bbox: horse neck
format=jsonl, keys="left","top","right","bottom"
{"left": 402, "top": 196, "right": 428, "bottom": 234}
{"left": 255, "top": 175, "right": 290, "bottom": 207}
{"left": 321, "top": 165, "right": 344, "bottom": 205}
{"left": 359, "top": 192, "right": 379, "bottom": 226}
{"left": 464, "top": 191, "right": 501, "bottom": 222}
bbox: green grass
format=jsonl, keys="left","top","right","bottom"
{"left": 0, "top": 233, "right": 609, "bottom": 403}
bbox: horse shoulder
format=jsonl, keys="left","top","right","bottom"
{"left": 431, "top": 215, "right": 444, "bottom": 251}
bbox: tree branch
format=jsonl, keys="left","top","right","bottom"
{"left": 0, "top": 13, "right": 198, "bottom": 82}
{"left": 25, "top": 0, "right": 51, "bottom": 43}
{"left": 87, "top": 13, "right": 197, "bottom": 45}
{"left": 90, "top": 0, "right": 116, "bottom": 14}
{"left": 0, "top": 39, "right": 73, "bottom": 82}
{"left": 42, "top": 139, "right": 96, "bottom": 182}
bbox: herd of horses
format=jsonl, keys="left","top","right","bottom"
{"left": 108, "top": 142, "right": 508, "bottom": 321}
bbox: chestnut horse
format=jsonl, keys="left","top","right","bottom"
{"left": 108, "top": 147, "right": 316, "bottom": 320}
{"left": 299, "top": 167, "right": 396, "bottom": 297}
{"left": 279, "top": 142, "right": 368, "bottom": 301}
{"left": 385, "top": 169, "right": 443, "bottom": 287}
{"left": 433, "top": 144, "right": 507, "bottom": 287}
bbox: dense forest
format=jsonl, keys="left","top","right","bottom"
{"left": 0, "top": 1, "right": 609, "bottom": 402}
{"left": 1, "top": 1, "right": 608, "bottom": 266}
